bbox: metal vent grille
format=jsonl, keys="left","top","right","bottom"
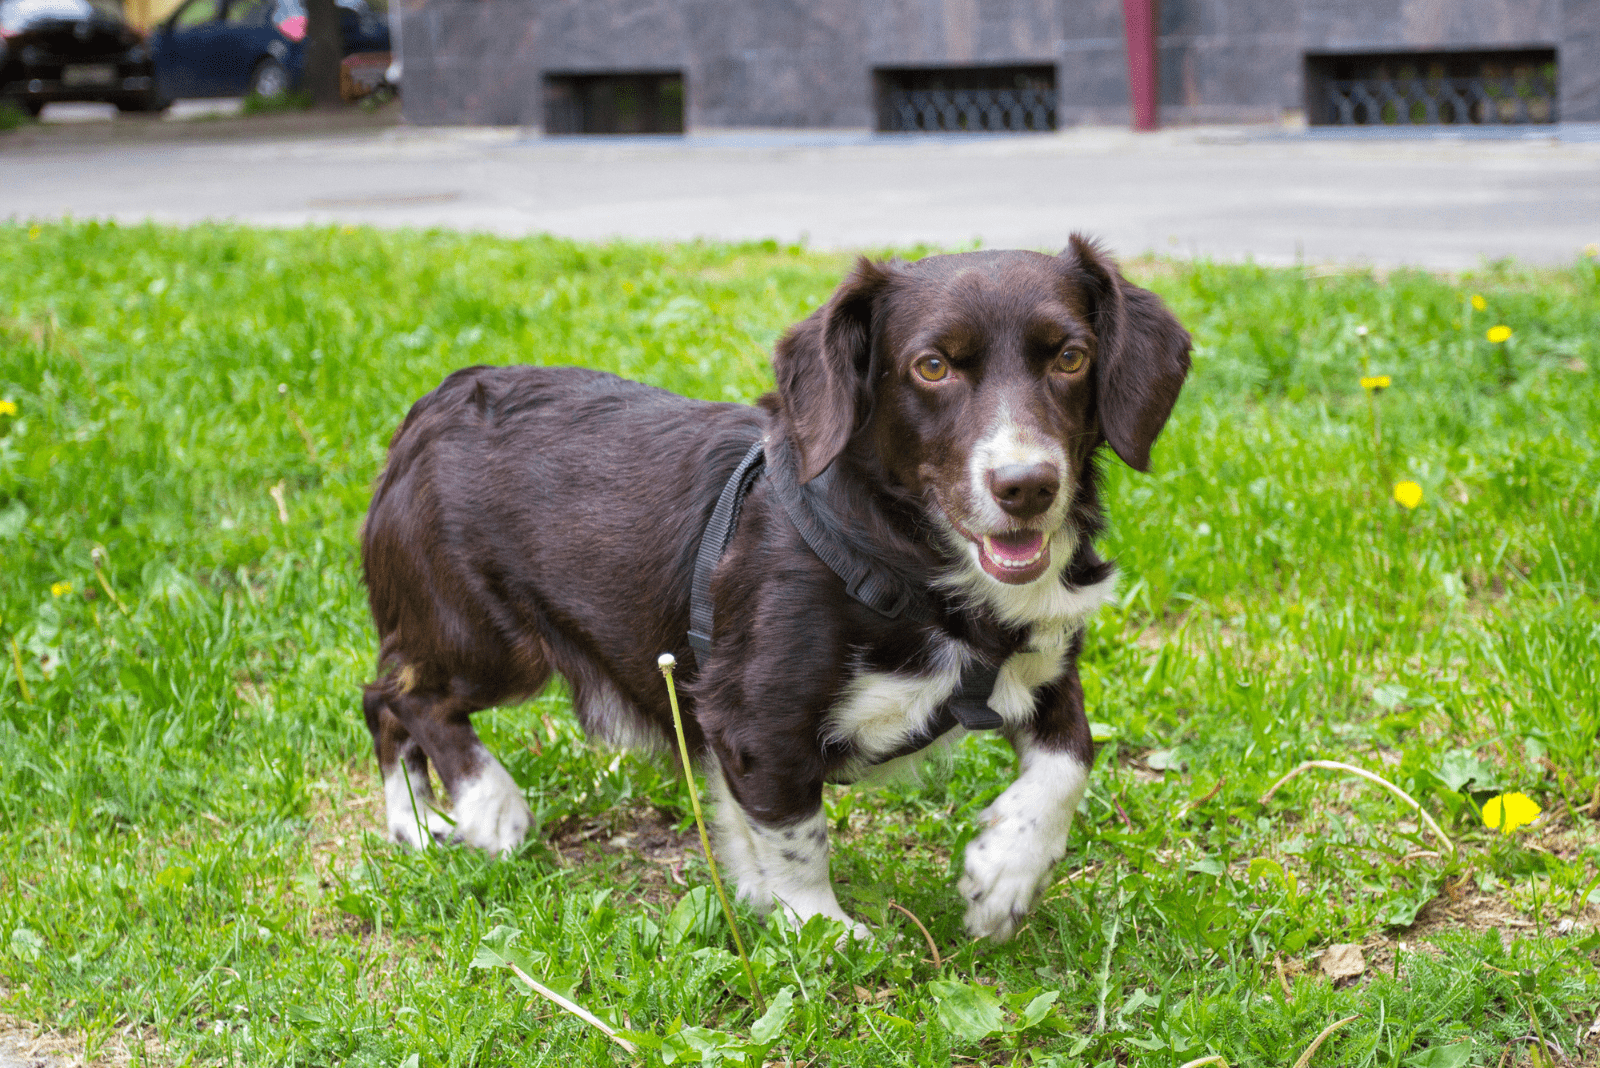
{"left": 1307, "top": 50, "right": 1557, "bottom": 127}
{"left": 544, "top": 71, "right": 685, "bottom": 135}
{"left": 876, "top": 66, "right": 1056, "bottom": 133}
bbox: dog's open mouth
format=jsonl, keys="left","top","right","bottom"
{"left": 977, "top": 529, "right": 1050, "bottom": 584}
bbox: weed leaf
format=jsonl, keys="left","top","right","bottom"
{"left": 929, "top": 979, "right": 1006, "bottom": 1042}
{"left": 1404, "top": 1039, "right": 1473, "bottom": 1068}
{"left": 749, "top": 986, "right": 795, "bottom": 1044}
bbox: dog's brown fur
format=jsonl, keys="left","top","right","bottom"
{"left": 360, "top": 237, "right": 1190, "bottom": 939}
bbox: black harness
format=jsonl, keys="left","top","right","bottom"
{"left": 686, "top": 440, "right": 1007, "bottom": 765}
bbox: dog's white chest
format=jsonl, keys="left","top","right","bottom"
{"left": 823, "top": 622, "right": 1082, "bottom": 765}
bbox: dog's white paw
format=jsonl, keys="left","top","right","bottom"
{"left": 384, "top": 766, "right": 453, "bottom": 848}
{"left": 449, "top": 758, "right": 532, "bottom": 856}
{"left": 959, "top": 822, "right": 1056, "bottom": 941}
{"left": 958, "top": 749, "right": 1089, "bottom": 941}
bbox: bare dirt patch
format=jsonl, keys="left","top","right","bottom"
{"left": 0, "top": 1014, "right": 158, "bottom": 1068}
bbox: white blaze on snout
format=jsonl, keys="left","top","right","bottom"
{"left": 965, "top": 401, "right": 1069, "bottom": 531}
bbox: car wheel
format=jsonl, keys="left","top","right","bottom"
{"left": 248, "top": 57, "right": 289, "bottom": 99}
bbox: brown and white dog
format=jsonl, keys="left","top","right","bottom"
{"left": 360, "top": 236, "right": 1190, "bottom": 941}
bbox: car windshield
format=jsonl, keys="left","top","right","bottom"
{"left": 0, "top": 0, "right": 115, "bottom": 31}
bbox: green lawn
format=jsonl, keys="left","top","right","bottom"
{"left": 1, "top": 222, "right": 1598, "bottom": 1067}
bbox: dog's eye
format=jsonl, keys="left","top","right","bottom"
{"left": 1053, "top": 349, "right": 1089, "bottom": 375}
{"left": 913, "top": 355, "right": 951, "bottom": 383}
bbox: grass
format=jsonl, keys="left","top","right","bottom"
{"left": 0, "top": 221, "right": 1598, "bottom": 1067}
{"left": 239, "top": 91, "right": 315, "bottom": 117}
{"left": 0, "top": 103, "right": 36, "bottom": 133}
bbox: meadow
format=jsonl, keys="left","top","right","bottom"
{"left": 1, "top": 222, "right": 1598, "bottom": 1067}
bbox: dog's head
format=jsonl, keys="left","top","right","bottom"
{"left": 771, "top": 236, "right": 1190, "bottom": 593}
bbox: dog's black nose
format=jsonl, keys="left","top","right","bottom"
{"left": 987, "top": 462, "right": 1059, "bottom": 518}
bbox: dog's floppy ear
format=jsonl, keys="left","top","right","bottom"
{"left": 772, "top": 257, "right": 894, "bottom": 483}
{"left": 1063, "top": 234, "right": 1192, "bottom": 472}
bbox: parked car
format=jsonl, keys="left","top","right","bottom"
{"left": 149, "top": 0, "right": 387, "bottom": 100}
{"left": 0, "top": 0, "right": 160, "bottom": 115}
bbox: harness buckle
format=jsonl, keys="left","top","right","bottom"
{"left": 847, "top": 571, "right": 910, "bottom": 619}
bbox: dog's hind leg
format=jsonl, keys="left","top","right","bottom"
{"left": 385, "top": 687, "right": 533, "bottom": 856}
{"left": 707, "top": 765, "right": 869, "bottom": 940}
{"left": 363, "top": 685, "right": 453, "bottom": 848}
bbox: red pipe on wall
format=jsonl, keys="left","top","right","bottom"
{"left": 1121, "top": 0, "right": 1159, "bottom": 131}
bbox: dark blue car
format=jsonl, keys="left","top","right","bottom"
{"left": 150, "top": 0, "right": 386, "bottom": 100}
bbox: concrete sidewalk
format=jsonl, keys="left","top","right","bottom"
{"left": 3, "top": 117, "right": 1598, "bottom": 268}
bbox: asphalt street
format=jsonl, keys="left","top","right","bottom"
{"left": 4, "top": 109, "right": 1599, "bottom": 268}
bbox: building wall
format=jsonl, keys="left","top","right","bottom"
{"left": 397, "top": 0, "right": 1595, "bottom": 127}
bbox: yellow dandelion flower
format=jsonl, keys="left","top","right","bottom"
{"left": 1585, "top": 243, "right": 1599, "bottom": 258}
{"left": 1393, "top": 481, "right": 1423, "bottom": 510}
{"left": 1486, "top": 325, "right": 1512, "bottom": 343}
{"left": 1482, "top": 791, "right": 1541, "bottom": 833}
{"left": 0, "top": 399, "right": 16, "bottom": 416}
{"left": 1360, "top": 375, "right": 1391, "bottom": 390}
{"left": 50, "top": 581, "right": 73, "bottom": 598}
{"left": 28, "top": 225, "right": 41, "bottom": 241}
{"left": 1470, "top": 294, "right": 1486, "bottom": 311}
{"left": 340, "top": 225, "right": 356, "bottom": 235}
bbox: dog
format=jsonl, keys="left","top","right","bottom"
{"left": 360, "top": 236, "right": 1190, "bottom": 941}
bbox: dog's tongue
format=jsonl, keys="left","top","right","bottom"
{"left": 978, "top": 530, "right": 1049, "bottom": 584}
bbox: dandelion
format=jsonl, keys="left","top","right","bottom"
{"left": 1585, "top": 243, "right": 1599, "bottom": 258}
{"left": 1470, "top": 294, "right": 1486, "bottom": 311}
{"left": 28, "top": 225, "right": 40, "bottom": 241}
{"left": 1360, "top": 375, "right": 1391, "bottom": 391}
{"left": 1393, "top": 481, "right": 1422, "bottom": 510}
{"left": 50, "top": 581, "right": 73, "bottom": 598}
{"left": 1482, "top": 791, "right": 1541, "bottom": 833}
{"left": 1486, "top": 325, "right": 1512, "bottom": 343}
{"left": 0, "top": 399, "right": 16, "bottom": 416}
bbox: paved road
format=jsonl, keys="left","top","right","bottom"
{"left": 4, "top": 113, "right": 1599, "bottom": 268}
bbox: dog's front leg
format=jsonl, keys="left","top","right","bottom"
{"left": 707, "top": 763, "right": 869, "bottom": 940}
{"left": 959, "top": 673, "right": 1093, "bottom": 942}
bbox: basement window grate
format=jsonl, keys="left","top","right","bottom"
{"left": 1305, "top": 50, "right": 1557, "bottom": 126}
{"left": 875, "top": 66, "right": 1056, "bottom": 133}
{"left": 544, "top": 71, "right": 685, "bottom": 135}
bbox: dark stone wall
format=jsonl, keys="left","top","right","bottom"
{"left": 397, "top": 0, "right": 1594, "bottom": 127}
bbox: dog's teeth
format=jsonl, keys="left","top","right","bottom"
{"left": 981, "top": 535, "right": 1044, "bottom": 568}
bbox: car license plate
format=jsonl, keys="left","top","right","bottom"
{"left": 62, "top": 64, "right": 116, "bottom": 87}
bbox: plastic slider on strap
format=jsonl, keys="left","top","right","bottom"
{"left": 847, "top": 570, "right": 911, "bottom": 619}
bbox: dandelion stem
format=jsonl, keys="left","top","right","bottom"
{"left": 1290, "top": 1015, "right": 1360, "bottom": 1068}
{"left": 7, "top": 632, "right": 31, "bottom": 702}
{"left": 657, "top": 653, "right": 765, "bottom": 1015}
{"left": 888, "top": 901, "right": 941, "bottom": 967}
{"left": 1260, "top": 760, "right": 1454, "bottom": 854}
{"left": 503, "top": 961, "right": 638, "bottom": 1055}
{"left": 91, "top": 548, "right": 131, "bottom": 617}
{"left": 1356, "top": 327, "right": 1386, "bottom": 482}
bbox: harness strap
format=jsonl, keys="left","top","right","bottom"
{"left": 687, "top": 440, "right": 768, "bottom": 661}
{"left": 686, "top": 439, "right": 1008, "bottom": 762}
